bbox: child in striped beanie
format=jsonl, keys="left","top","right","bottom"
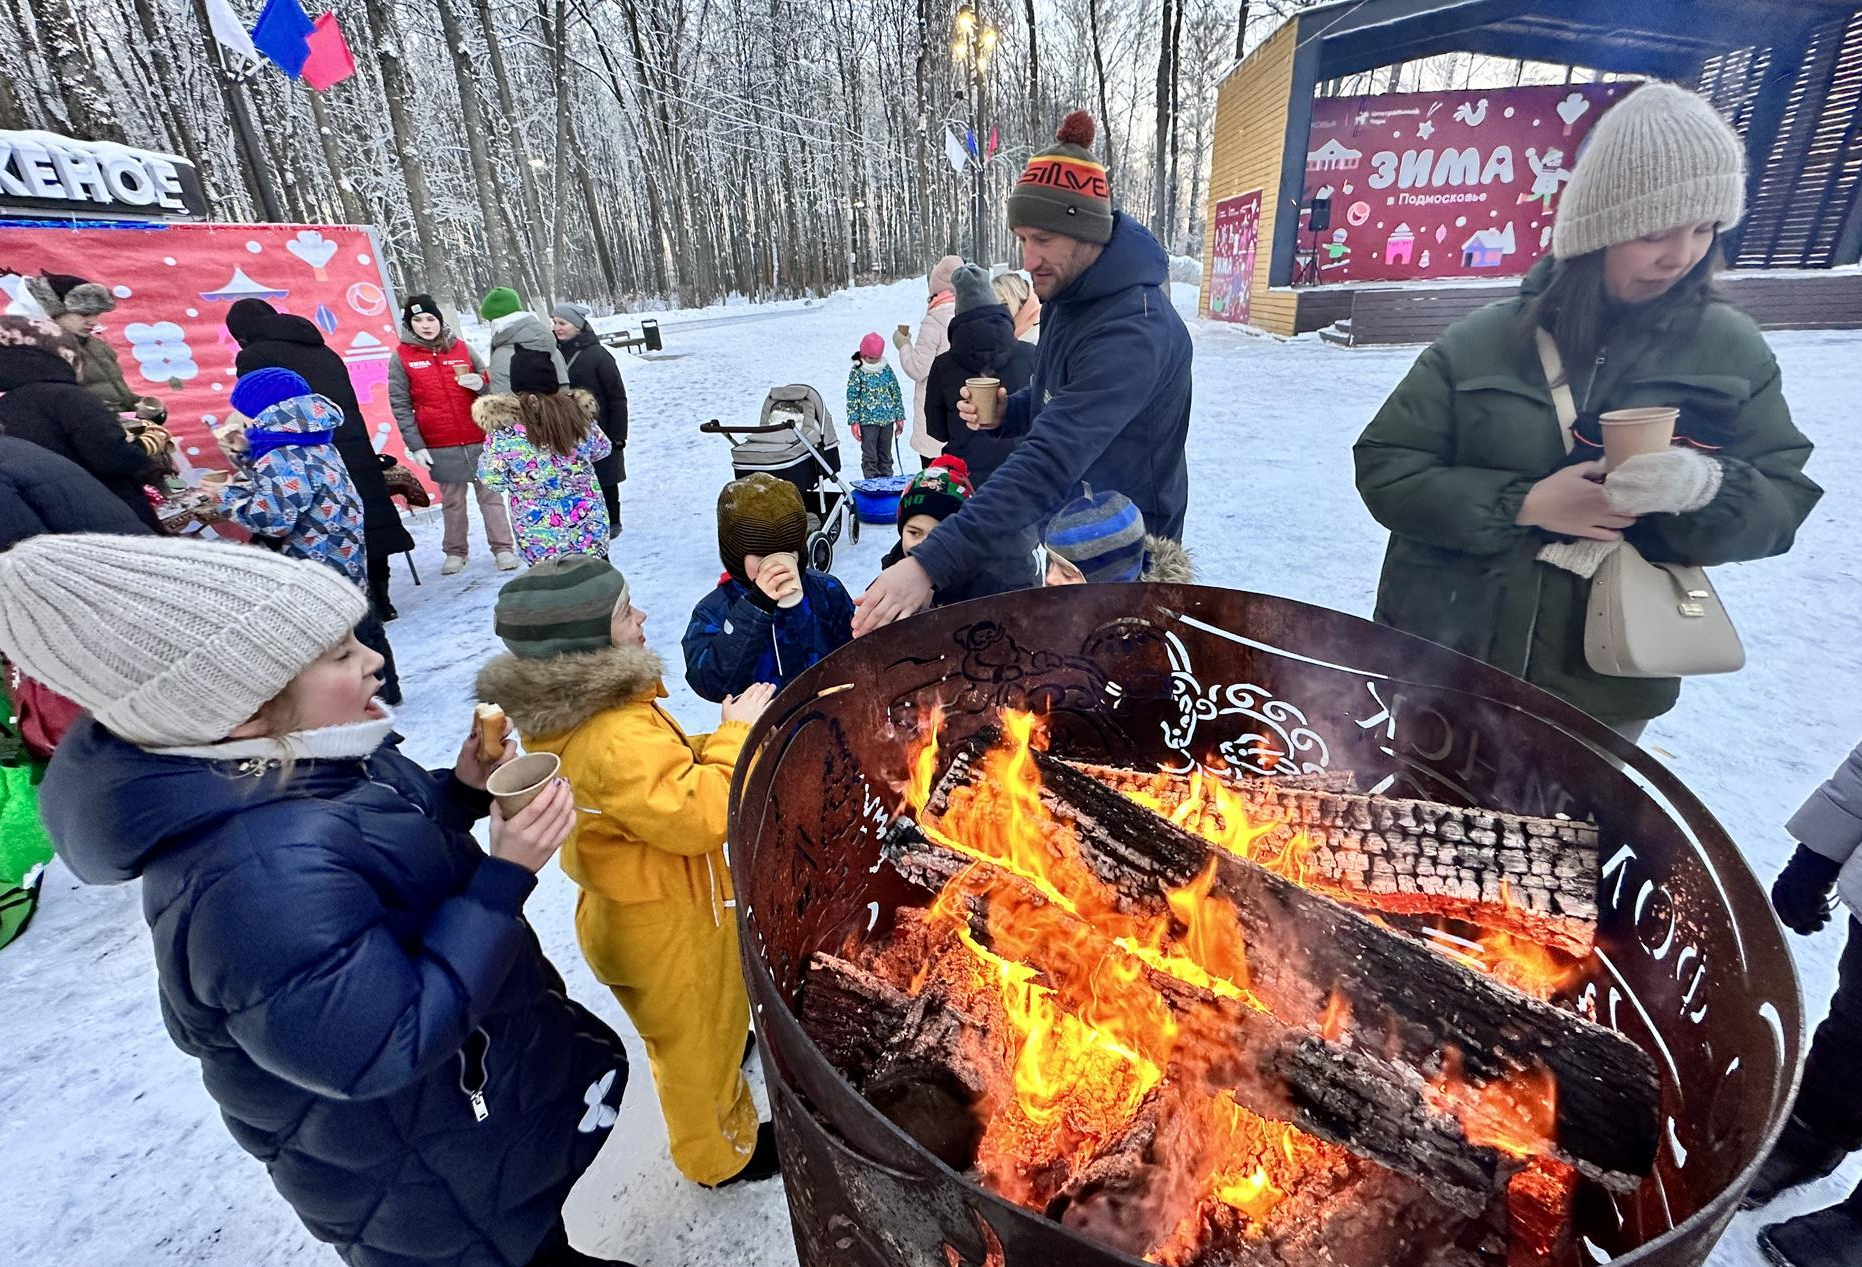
{"left": 1044, "top": 487, "right": 1194, "bottom": 585}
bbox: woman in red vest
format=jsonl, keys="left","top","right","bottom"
{"left": 388, "top": 295, "right": 519, "bottom": 575}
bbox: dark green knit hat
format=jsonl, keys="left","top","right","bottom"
{"left": 717, "top": 473, "right": 807, "bottom": 584}
{"left": 479, "top": 287, "right": 522, "bottom": 321}
{"left": 494, "top": 555, "right": 630, "bottom": 659}
{"left": 1008, "top": 110, "right": 1113, "bottom": 246}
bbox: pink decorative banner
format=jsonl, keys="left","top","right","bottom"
{"left": 1208, "top": 189, "right": 1263, "bottom": 324}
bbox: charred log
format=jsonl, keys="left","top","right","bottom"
{"left": 1070, "top": 761, "right": 1598, "bottom": 958}
{"left": 924, "top": 732, "right": 1661, "bottom": 1192}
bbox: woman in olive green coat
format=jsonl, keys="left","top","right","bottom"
{"left": 1355, "top": 84, "right": 1820, "bottom": 737}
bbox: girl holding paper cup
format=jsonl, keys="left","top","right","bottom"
{"left": 1355, "top": 83, "right": 1821, "bottom": 739}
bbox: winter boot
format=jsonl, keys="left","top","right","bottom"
{"left": 1743, "top": 1115, "right": 1856, "bottom": 1210}
{"left": 706, "top": 1120, "right": 781, "bottom": 1188}
{"left": 442, "top": 556, "right": 468, "bottom": 577}
{"left": 495, "top": 551, "right": 520, "bottom": 571}
{"left": 1759, "top": 1184, "right": 1862, "bottom": 1267}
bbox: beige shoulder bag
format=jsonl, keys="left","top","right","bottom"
{"left": 1534, "top": 332, "right": 1745, "bottom": 679}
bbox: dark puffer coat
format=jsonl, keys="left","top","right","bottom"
{"left": 1355, "top": 256, "right": 1821, "bottom": 725}
{"left": 909, "top": 213, "right": 1192, "bottom": 597}
{"left": 41, "top": 720, "right": 628, "bottom": 1267}
{"left": 226, "top": 299, "right": 416, "bottom": 559}
{"left": 0, "top": 343, "right": 164, "bottom": 531}
{"left": 0, "top": 433, "right": 151, "bottom": 549}
{"left": 558, "top": 327, "right": 628, "bottom": 486}
{"left": 924, "top": 303, "right": 1039, "bottom": 489}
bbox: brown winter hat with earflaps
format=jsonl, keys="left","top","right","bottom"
{"left": 23, "top": 271, "right": 117, "bottom": 319}
{"left": 1008, "top": 111, "right": 1114, "bottom": 245}
{"left": 717, "top": 473, "right": 807, "bottom": 585}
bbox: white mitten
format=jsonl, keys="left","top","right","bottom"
{"left": 410, "top": 449, "right": 433, "bottom": 471}
{"left": 1537, "top": 538, "right": 1622, "bottom": 578}
{"left": 457, "top": 372, "right": 486, "bottom": 392}
{"left": 1604, "top": 448, "right": 1723, "bottom": 516}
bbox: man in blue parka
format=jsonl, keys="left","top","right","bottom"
{"left": 855, "top": 109, "right": 1193, "bottom": 632}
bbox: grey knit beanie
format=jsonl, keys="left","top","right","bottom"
{"left": 0, "top": 534, "right": 368, "bottom": 748}
{"left": 552, "top": 302, "right": 591, "bottom": 330}
{"left": 952, "top": 264, "right": 999, "bottom": 316}
{"left": 1553, "top": 83, "right": 1746, "bottom": 260}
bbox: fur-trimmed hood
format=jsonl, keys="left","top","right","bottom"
{"left": 471, "top": 386, "right": 599, "bottom": 433}
{"left": 1141, "top": 535, "right": 1194, "bottom": 584}
{"left": 475, "top": 643, "right": 664, "bottom": 738}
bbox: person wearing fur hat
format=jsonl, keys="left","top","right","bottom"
{"left": 474, "top": 347, "right": 612, "bottom": 564}
{"left": 1354, "top": 82, "right": 1821, "bottom": 739}
{"left": 1042, "top": 488, "right": 1193, "bottom": 586}
{"left": 682, "top": 473, "right": 854, "bottom": 702}
{"left": 1747, "top": 736, "right": 1862, "bottom": 1266}
{"left": 209, "top": 368, "right": 369, "bottom": 585}
{"left": 550, "top": 303, "right": 628, "bottom": 536}
{"left": 0, "top": 533, "right": 637, "bottom": 1267}
{"left": 476, "top": 556, "right": 783, "bottom": 1190}
{"left": 480, "top": 288, "right": 569, "bottom": 397}
{"left": 226, "top": 298, "right": 416, "bottom": 619}
{"left": 22, "top": 270, "right": 165, "bottom": 420}
{"left": 893, "top": 254, "right": 962, "bottom": 465}
{"left": 389, "top": 295, "right": 517, "bottom": 575}
{"left": 846, "top": 332, "right": 905, "bottom": 479}
{"left": 856, "top": 112, "right": 1193, "bottom": 634}
{"left": 0, "top": 314, "right": 165, "bottom": 531}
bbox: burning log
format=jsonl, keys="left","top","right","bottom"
{"left": 925, "top": 731, "right": 1662, "bottom": 1194}
{"left": 878, "top": 822, "right": 1507, "bottom": 1215}
{"left": 1068, "top": 761, "right": 1598, "bottom": 958}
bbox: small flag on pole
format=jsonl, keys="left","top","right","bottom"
{"left": 301, "top": 13, "right": 357, "bottom": 91}
{"left": 965, "top": 128, "right": 979, "bottom": 158}
{"left": 249, "top": 0, "right": 316, "bottom": 77}
{"left": 944, "top": 128, "right": 969, "bottom": 173}
{"left": 204, "top": 0, "right": 260, "bottom": 67}
{"left": 987, "top": 128, "right": 999, "bottom": 159}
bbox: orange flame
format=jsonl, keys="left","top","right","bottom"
{"left": 1426, "top": 1049, "right": 1559, "bottom": 1160}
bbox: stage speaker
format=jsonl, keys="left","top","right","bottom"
{"left": 1308, "top": 196, "right": 1332, "bottom": 233}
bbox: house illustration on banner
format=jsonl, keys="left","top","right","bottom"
{"left": 1461, "top": 223, "right": 1516, "bottom": 269}
{"left": 1384, "top": 223, "right": 1416, "bottom": 265}
{"left": 1306, "top": 138, "right": 1362, "bottom": 172}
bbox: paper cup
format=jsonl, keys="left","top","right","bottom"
{"left": 771, "top": 550, "right": 805, "bottom": 609}
{"left": 895, "top": 323, "right": 911, "bottom": 340}
{"left": 1599, "top": 407, "right": 1679, "bottom": 470}
{"left": 967, "top": 377, "right": 1002, "bottom": 429}
{"left": 487, "top": 752, "right": 561, "bottom": 817}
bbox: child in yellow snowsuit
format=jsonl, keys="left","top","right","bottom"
{"left": 476, "top": 554, "right": 780, "bottom": 1186}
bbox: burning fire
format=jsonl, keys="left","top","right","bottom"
{"left": 900, "top": 711, "right": 1577, "bottom": 1259}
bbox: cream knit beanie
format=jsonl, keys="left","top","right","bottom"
{"left": 0, "top": 534, "right": 368, "bottom": 748}
{"left": 1553, "top": 82, "right": 1746, "bottom": 260}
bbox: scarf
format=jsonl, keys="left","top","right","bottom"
{"left": 150, "top": 707, "right": 396, "bottom": 762}
{"left": 246, "top": 427, "right": 335, "bottom": 463}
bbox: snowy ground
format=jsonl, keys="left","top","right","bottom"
{"left": 4, "top": 277, "right": 1859, "bottom": 1267}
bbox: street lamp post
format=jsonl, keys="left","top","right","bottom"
{"left": 951, "top": 4, "right": 997, "bottom": 263}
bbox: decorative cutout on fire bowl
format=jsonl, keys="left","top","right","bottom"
{"left": 729, "top": 584, "right": 1802, "bottom": 1267}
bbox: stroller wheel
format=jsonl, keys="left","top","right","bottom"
{"left": 806, "top": 531, "right": 835, "bottom": 574}
{"left": 850, "top": 514, "right": 861, "bottom": 545}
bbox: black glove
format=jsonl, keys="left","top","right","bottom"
{"left": 1773, "top": 845, "right": 1844, "bottom": 935}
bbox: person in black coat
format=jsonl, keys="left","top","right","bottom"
{"left": 0, "top": 315, "right": 164, "bottom": 532}
{"left": 919, "top": 265, "right": 1040, "bottom": 596}
{"left": 551, "top": 304, "right": 628, "bottom": 537}
{"left": 0, "top": 427, "right": 151, "bottom": 550}
{"left": 0, "top": 533, "right": 638, "bottom": 1267}
{"left": 225, "top": 299, "right": 417, "bottom": 611}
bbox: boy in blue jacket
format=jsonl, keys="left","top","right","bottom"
{"left": 683, "top": 473, "right": 853, "bottom": 701}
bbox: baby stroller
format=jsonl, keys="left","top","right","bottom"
{"left": 701, "top": 384, "right": 860, "bottom": 572}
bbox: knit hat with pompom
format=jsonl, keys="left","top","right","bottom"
{"left": 1008, "top": 111, "right": 1113, "bottom": 245}
{"left": 0, "top": 533, "right": 368, "bottom": 748}
{"left": 897, "top": 455, "right": 973, "bottom": 526}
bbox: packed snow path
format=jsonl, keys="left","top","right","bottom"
{"left": 3, "top": 278, "right": 1857, "bottom": 1267}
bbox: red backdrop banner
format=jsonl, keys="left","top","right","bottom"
{"left": 1207, "top": 190, "right": 1263, "bottom": 324}
{"left": 1297, "top": 83, "right": 1629, "bottom": 285}
{"left": 0, "top": 220, "right": 408, "bottom": 478}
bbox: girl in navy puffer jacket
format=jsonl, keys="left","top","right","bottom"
{"left": 0, "top": 533, "right": 636, "bottom": 1267}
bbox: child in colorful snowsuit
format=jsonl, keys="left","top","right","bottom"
{"left": 682, "top": 473, "right": 854, "bottom": 702}
{"left": 477, "top": 555, "right": 783, "bottom": 1189}
{"left": 1749, "top": 736, "right": 1862, "bottom": 1267}
{"left": 875, "top": 456, "right": 996, "bottom": 607}
{"left": 475, "top": 347, "right": 613, "bottom": 564}
{"left": 0, "top": 533, "right": 633, "bottom": 1267}
{"left": 212, "top": 368, "right": 368, "bottom": 586}
{"left": 846, "top": 332, "right": 905, "bottom": 479}
{"left": 1042, "top": 488, "right": 1195, "bottom": 587}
